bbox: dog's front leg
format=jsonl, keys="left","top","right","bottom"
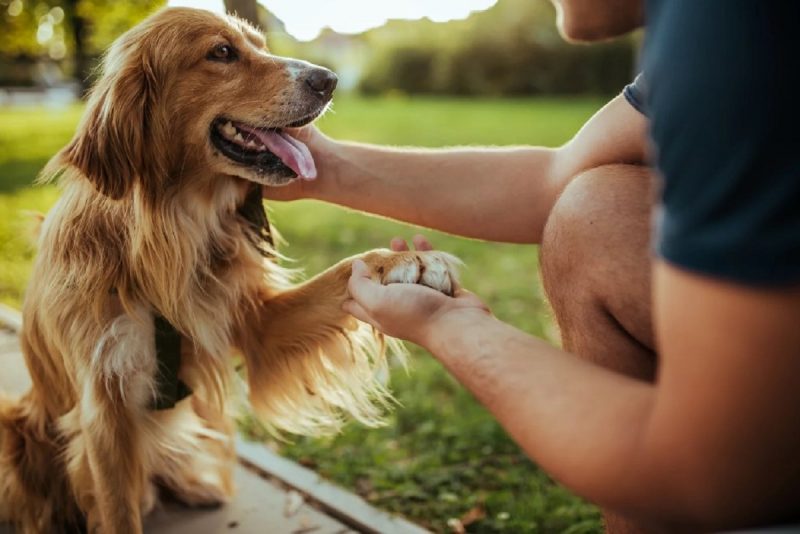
{"left": 237, "top": 249, "right": 460, "bottom": 435}
{"left": 78, "top": 311, "right": 158, "bottom": 534}
{"left": 80, "top": 396, "right": 144, "bottom": 533}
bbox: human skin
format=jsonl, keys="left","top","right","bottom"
{"left": 265, "top": 0, "right": 800, "bottom": 529}
{"left": 548, "top": 0, "right": 644, "bottom": 42}
{"left": 343, "top": 234, "right": 800, "bottom": 529}
{"left": 266, "top": 94, "right": 647, "bottom": 244}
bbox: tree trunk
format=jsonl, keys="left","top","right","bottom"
{"left": 223, "top": 0, "right": 260, "bottom": 30}
{"left": 64, "top": 0, "right": 91, "bottom": 96}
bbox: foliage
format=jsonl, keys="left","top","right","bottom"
{"left": 1, "top": 0, "right": 637, "bottom": 97}
{"left": 0, "top": 95, "right": 605, "bottom": 532}
{"left": 0, "top": 0, "right": 163, "bottom": 85}
{"left": 0, "top": 0, "right": 163, "bottom": 58}
{"left": 75, "top": 0, "right": 165, "bottom": 54}
{"left": 358, "top": 0, "right": 636, "bottom": 96}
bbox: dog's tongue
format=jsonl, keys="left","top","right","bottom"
{"left": 234, "top": 122, "right": 317, "bottom": 180}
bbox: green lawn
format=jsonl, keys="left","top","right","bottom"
{"left": 0, "top": 95, "right": 606, "bottom": 533}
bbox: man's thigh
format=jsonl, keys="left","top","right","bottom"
{"left": 540, "top": 164, "right": 657, "bottom": 380}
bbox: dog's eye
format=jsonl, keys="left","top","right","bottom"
{"left": 208, "top": 44, "right": 236, "bottom": 63}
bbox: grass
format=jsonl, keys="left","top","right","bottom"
{"left": 0, "top": 95, "right": 606, "bottom": 533}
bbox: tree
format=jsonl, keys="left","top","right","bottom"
{"left": 357, "top": 0, "right": 636, "bottom": 96}
{"left": 63, "top": 0, "right": 89, "bottom": 94}
{"left": 0, "top": 0, "right": 163, "bottom": 88}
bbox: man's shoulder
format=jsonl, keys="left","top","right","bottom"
{"left": 622, "top": 73, "right": 646, "bottom": 116}
{"left": 644, "top": 0, "right": 800, "bottom": 286}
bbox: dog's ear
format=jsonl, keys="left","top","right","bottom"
{"left": 58, "top": 42, "right": 162, "bottom": 200}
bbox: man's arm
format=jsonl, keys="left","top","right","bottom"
{"left": 267, "top": 94, "right": 647, "bottom": 243}
{"left": 345, "top": 259, "right": 800, "bottom": 529}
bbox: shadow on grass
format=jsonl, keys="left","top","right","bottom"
{"left": 0, "top": 159, "right": 47, "bottom": 193}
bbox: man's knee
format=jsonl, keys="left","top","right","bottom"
{"left": 540, "top": 164, "right": 652, "bottom": 294}
{"left": 539, "top": 164, "right": 656, "bottom": 372}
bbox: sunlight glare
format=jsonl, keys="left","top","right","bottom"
{"left": 168, "top": 0, "right": 497, "bottom": 41}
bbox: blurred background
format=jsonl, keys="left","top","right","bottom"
{"left": 0, "top": 0, "right": 640, "bottom": 532}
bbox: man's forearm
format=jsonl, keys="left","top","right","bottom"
{"left": 273, "top": 94, "right": 647, "bottom": 242}
{"left": 314, "top": 141, "right": 562, "bottom": 243}
{"left": 422, "top": 309, "right": 677, "bottom": 522}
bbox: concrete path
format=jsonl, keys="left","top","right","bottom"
{"left": 0, "top": 306, "right": 427, "bottom": 534}
{"left": 0, "top": 325, "right": 31, "bottom": 396}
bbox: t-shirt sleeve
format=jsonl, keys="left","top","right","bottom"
{"left": 644, "top": 0, "right": 800, "bottom": 286}
{"left": 623, "top": 73, "right": 647, "bottom": 115}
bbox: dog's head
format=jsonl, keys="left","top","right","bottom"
{"left": 57, "top": 7, "right": 335, "bottom": 199}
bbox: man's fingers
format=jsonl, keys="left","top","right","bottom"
{"left": 342, "top": 299, "right": 378, "bottom": 328}
{"left": 412, "top": 234, "right": 434, "bottom": 251}
{"left": 390, "top": 235, "right": 432, "bottom": 252}
{"left": 283, "top": 125, "right": 313, "bottom": 142}
{"left": 390, "top": 237, "right": 409, "bottom": 251}
{"left": 262, "top": 183, "right": 301, "bottom": 200}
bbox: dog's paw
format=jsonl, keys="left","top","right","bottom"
{"left": 363, "top": 250, "right": 462, "bottom": 296}
{"left": 160, "top": 470, "right": 232, "bottom": 509}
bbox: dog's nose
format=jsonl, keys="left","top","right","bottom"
{"left": 304, "top": 68, "right": 338, "bottom": 100}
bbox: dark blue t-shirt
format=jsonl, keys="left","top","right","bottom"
{"left": 623, "top": 73, "right": 646, "bottom": 116}
{"left": 629, "top": 1, "right": 800, "bottom": 286}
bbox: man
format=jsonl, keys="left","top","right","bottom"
{"left": 266, "top": 0, "right": 800, "bottom": 530}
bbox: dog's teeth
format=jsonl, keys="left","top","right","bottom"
{"left": 258, "top": 144, "right": 266, "bottom": 150}
{"left": 234, "top": 133, "right": 244, "bottom": 142}
{"left": 222, "top": 122, "right": 236, "bottom": 137}
{"left": 246, "top": 140, "right": 257, "bottom": 148}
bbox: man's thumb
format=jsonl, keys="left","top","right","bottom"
{"left": 351, "top": 259, "right": 371, "bottom": 279}
{"left": 348, "top": 260, "right": 382, "bottom": 310}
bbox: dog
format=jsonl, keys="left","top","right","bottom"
{"left": 0, "top": 7, "right": 459, "bottom": 533}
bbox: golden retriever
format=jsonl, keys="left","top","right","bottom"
{"left": 0, "top": 7, "right": 459, "bottom": 533}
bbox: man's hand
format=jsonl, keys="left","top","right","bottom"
{"left": 262, "top": 125, "right": 333, "bottom": 201}
{"left": 343, "top": 235, "right": 490, "bottom": 346}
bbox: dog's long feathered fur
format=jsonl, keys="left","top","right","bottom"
{"left": 0, "top": 7, "right": 460, "bottom": 533}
